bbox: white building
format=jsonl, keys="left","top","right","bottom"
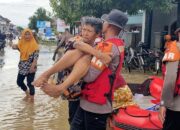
{"left": 123, "top": 12, "right": 143, "bottom": 48}
{"left": 123, "top": 6, "right": 178, "bottom": 50}
{"left": 0, "top": 15, "right": 11, "bottom": 33}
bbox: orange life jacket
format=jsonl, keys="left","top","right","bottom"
{"left": 162, "top": 41, "right": 180, "bottom": 62}
{"left": 81, "top": 38, "right": 126, "bottom": 105}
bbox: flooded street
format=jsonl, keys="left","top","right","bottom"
{"left": 0, "top": 46, "right": 69, "bottom": 130}
{"left": 0, "top": 45, "right": 158, "bottom": 130}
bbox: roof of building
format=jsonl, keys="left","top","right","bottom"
{"left": 0, "top": 15, "right": 11, "bottom": 22}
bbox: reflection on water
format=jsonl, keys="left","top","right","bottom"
{"left": 0, "top": 46, "right": 69, "bottom": 130}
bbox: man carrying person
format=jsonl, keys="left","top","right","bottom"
{"left": 34, "top": 9, "right": 128, "bottom": 130}
{"left": 70, "top": 9, "right": 128, "bottom": 130}
{"left": 33, "top": 16, "right": 110, "bottom": 124}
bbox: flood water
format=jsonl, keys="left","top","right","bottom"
{"left": 0, "top": 45, "right": 158, "bottom": 130}
{"left": 0, "top": 46, "right": 69, "bottom": 130}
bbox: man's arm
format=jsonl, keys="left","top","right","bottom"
{"left": 74, "top": 42, "right": 99, "bottom": 57}
{"left": 74, "top": 42, "right": 112, "bottom": 65}
{"left": 83, "top": 44, "right": 119, "bottom": 83}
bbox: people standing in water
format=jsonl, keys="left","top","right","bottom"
{"left": 11, "top": 28, "right": 39, "bottom": 102}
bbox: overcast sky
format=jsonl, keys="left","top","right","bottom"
{"left": 0, "top": 0, "right": 52, "bottom": 27}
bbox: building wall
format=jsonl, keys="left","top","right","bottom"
{"left": 151, "top": 6, "right": 177, "bottom": 49}
{"left": 123, "top": 24, "right": 142, "bottom": 48}
{"left": 123, "top": 13, "right": 143, "bottom": 47}
{"left": 0, "top": 15, "right": 11, "bottom": 33}
{"left": 0, "top": 23, "right": 6, "bottom": 33}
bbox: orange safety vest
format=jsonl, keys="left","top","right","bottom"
{"left": 162, "top": 41, "right": 180, "bottom": 96}
{"left": 81, "top": 38, "right": 126, "bottom": 105}
{"left": 163, "top": 41, "right": 180, "bottom": 62}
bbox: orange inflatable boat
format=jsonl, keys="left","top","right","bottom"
{"left": 109, "top": 106, "right": 162, "bottom": 130}
{"left": 149, "top": 76, "right": 164, "bottom": 104}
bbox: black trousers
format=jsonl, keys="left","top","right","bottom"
{"left": 17, "top": 73, "right": 35, "bottom": 95}
{"left": 71, "top": 106, "right": 109, "bottom": 130}
{"left": 163, "top": 109, "right": 180, "bottom": 130}
{"left": 68, "top": 100, "right": 80, "bottom": 124}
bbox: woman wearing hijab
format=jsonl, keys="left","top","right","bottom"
{"left": 11, "top": 28, "right": 39, "bottom": 102}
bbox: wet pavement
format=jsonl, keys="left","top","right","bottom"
{"left": 0, "top": 45, "right": 158, "bottom": 130}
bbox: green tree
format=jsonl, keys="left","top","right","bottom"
{"left": 50, "top": 0, "right": 173, "bottom": 21}
{"left": 28, "top": 7, "right": 52, "bottom": 32}
{"left": 50, "top": 0, "right": 175, "bottom": 47}
{"left": 80, "top": 0, "right": 174, "bottom": 48}
{"left": 50, "top": 0, "right": 82, "bottom": 32}
{"left": 16, "top": 26, "right": 24, "bottom": 32}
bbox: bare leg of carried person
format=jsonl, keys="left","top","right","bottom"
{"left": 33, "top": 49, "right": 85, "bottom": 87}
{"left": 59, "top": 55, "right": 91, "bottom": 91}
{"left": 51, "top": 49, "right": 84, "bottom": 74}
{"left": 42, "top": 55, "right": 91, "bottom": 97}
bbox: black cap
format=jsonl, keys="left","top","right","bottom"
{"left": 101, "top": 9, "right": 128, "bottom": 29}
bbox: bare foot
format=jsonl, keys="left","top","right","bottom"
{"left": 28, "top": 95, "right": 34, "bottom": 103}
{"left": 23, "top": 91, "right": 30, "bottom": 101}
{"left": 22, "top": 95, "right": 29, "bottom": 101}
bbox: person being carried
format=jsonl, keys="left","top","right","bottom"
{"left": 33, "top": 16, "right": 111, "bottom": 96}
{"left": 33, "top": 16, "right": 110, "bottom": 124}
{"left": 34, "top": 9, "right": 128, "bottom": 130}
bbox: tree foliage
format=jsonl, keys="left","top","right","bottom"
{"left": 50, "top": 0, "right": 173, "bottom": 26}
{"left": 28, "top": 7, "right": 52, "bottom": 31}
{"left": 16, "top": 26, "right": 24, "bottom": 32}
